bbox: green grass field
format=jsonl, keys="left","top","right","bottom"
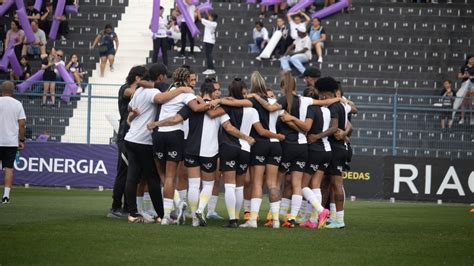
{"left": 0, "top": 187, "right": 472, "bottom": 265}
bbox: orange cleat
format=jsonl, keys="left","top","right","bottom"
{"left": 264, "top": 219, "right": 273, "bottom": 227}
{"left": 244, "top": 211, "right": 251, "bottom": 221}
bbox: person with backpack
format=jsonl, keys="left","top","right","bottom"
{"left": 92, "top": 24, "right": 119, "bottom": 77}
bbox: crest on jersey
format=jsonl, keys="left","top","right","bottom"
{"left": 273, "top": 156, "right": 282, "bottom": 163}
{"left": 168, "top": 151, "right": 178, "bottom": 159}
{"left": 185, "top": 158, "right": 195, "bottom": 164}
{"left": 296, "top": 161, "right": 306, "bottom": 169}
{"left": 156, "top": 152, "right": 164, "bottom": 159}
{"left": 281, "top": 162, "right": 291, "bottom": 170}
{"left": 337, "top": 166, "right": 344, "bottom": 173}
{"left": 203, "top": 163, "right": 213, "bottom": 169}
{"left": 324, "top": 163, "right": 329, "bottom": 168}
{"left": 310, "top": 164, "right": 319, "bottom": 172}
{"left": 239, "top": 164, "right": 248, "bottom": 170}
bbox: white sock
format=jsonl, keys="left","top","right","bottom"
{"left": 207, "top": 195, "right": 218, "bottom": 214}
{"left": 336, "top": 210, "right": 344, "bottom": 223}
{"left": 163, "top": 198, "right": 174, "bottom": 218}
{"left": 178, "top": 189, "right": 187, "bottom": 204}
{"left": 330, "top": 203, "right": 337, "bottom": 219}
{"left": 280, "top": 198, "right": 290, "bottom": 217}
{"left": 302, "top": 187, "right": 324, "bottom": 213}
{"left": 300, "top": 200, "right": 308, "bottom": 217}
{"left": 187, "top": 178, "right": 201, "bottom": 213}
{"left": 250, "top": 198, "right": 262, "bottom": 221}
{"left": 243, "top": 199, "right": 251, "bottom": 212}
{"left": 270, "top": 201, "right": 280, "bottom": 221}
{"left": 224, "top": 184, "right": 236, "bottom": 220}
{"left": 313, "top": 188, "right": 322, "bottom": 204}
{"left": 143, "top": 192, "right": 154, "bottom": 213}
{"left": 173, "top": 189, "right": 181, "bottom": 208}
{"left": 235, "top": 186, "right": 244, "bottom": 219}
{"left": 289, "top": 195, "right": 303, "bottom": 219}
{"left": 3, "top": 187, "right": 11, "bottom": 198}
{"left": 136, "top": 196, "right": 144, "bottom": 213}
{"left": 198, "top": 180, "right": 214, "bottom": 212}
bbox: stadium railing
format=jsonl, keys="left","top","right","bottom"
{"left": 4, "top": 80, "right": 473, "bottom": 159}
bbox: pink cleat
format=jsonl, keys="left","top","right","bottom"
{"left": 318, "top": 209, "right": 330, "bottom": 229}
{"left": 299, "top": 220, "right": 318, "bottom": 229}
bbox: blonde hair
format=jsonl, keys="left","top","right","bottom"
{"left": 250, "top": 71, "right": 267, "bottom": 98}
{"left": 280, "top": 72, "right": 296, "bottom": 113}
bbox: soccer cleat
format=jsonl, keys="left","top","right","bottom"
{"left": 206, "top": 212, "right": 224, "bottom": 220}
{"left": 161, "top": 217, "right": 173, "bottom": 225}
{"left": 266, "top": 212, "right": 272, "bottom": 221}
{"left": 326, "top": 221, "right": 345, "bottom": 229}
{"left": 272, "top": 220, "right": 280, "bottom": 229}
{"left": 239, "top": 220, "right": 257, "bottom": 228}
{"left": 2, "top": 197, "right": 10, "bottom": 204}
{"left": 195, "top": 210, "right": 207, "bottom": 226}
{"left": 223, "top": 219, "right": 238, "bottom": 228}
{"left": 318, "top": 209, "right": 330, "bottom": 229}
{"left": 317, "top": 57, "right": 323, "bottom": 63}
{"left": 128, "top": 214, "right": 144, "bottom": 223}
{"left": 296, "top": 215, "right": 309, "bottom": 224}
{"left": 140, "top": 211, "right": 155, "bottom": 224}
{"left": 282, "top": 218, "right": 296, "bottom": 228}
{"left": 176, "top": 201, "right": 187, "bottom": 225}
{"left": 299, "top": 220, "right": 318, "bottom": 229}
{"left": 264, "top": 219, "right": 273, "bottom": 227}
{"left": 244, "top": 211, "right": 251, "bottom": 221}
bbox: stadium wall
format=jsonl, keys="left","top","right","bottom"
{"left": 0, "top": 142, "right": 472, "bottom": 204}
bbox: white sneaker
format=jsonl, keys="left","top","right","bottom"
{"left": 161, "top": 216, "right": 172, "bottom": 225}
{"left": 470, "top": 120, "right": 474, "bottom": 126}
{"left": 208, "top": 69, "right": 216, "bottom": 74}
{"left": 272, "top": 220, "right": 280, "bottom": 229}
{"left": 140, "top": 211, "right": 155, "bottom": 224}
{"left": 459, "top": 119, "right": 464, "bottom": 125}
{"left": 109, "top": 65, "right": 114, "bottom": 72}
{"left": 176, "top": 201, "right": 187, "bottom": 225}
{"left": 318, "top": 57, "right": 323, "bottom": 63}
{"left": 239, "top": 220, "right": 257, "bottom": 228}
{"left": 256, "top": 56, "right": 262, "bottom": 61}
{"left": 202, "top": 69, "right": 213, "bottom": 75}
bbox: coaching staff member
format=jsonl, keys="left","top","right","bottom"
{"left": 0, "top": 81, "right": 26, "bottom": 204}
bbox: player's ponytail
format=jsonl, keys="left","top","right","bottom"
{"left": 250, "top": 71, "right": 267, "bottom": 98}
{"left": 280, "top": 72, "right": 295, "bottom": 113}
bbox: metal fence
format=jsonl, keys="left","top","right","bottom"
{"left": 5, "top": 80, "right": 474, "bottom": 159}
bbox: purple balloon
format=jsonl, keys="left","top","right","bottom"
{"left": 192, "top": 0, "right": 199, "bottom": 5}
{"left": 197, "top": 1, "right": 213, "bottom": 12}
{"left": 48, "top": 0, "right": 66, "bottom": 40}
{"left": 0, "top": 47, "right": 12, "bottom": 71}
{"left": 17, "top": 8, "right": 36, "bottom": 43}
{"left": 176, "top": 0, "right": 200, "bottom": 37}
{"left": 261, "top": 0, "right": 283, "bottom": 6}
{"left": 17, "top": 70, "right": 45, "bottom": 93}
{"left": 37, "top": 134, "right": 50, "bottom": 142}
{"left": 64, "top": 5, "right": 78, "bottom": 13}
{"left": 310, "top": 0, "right": 348, "bottom": 19}
{"left": 287, "top": 0, "right": 313, "bottom": 14}
{"left": 7, "top": 50, "right": 23, "bottom": 77}
{"left": 0, "top": 0, "right": 14, "bottom": 16}
{"left": 14, "top": 0, "right": 24, "bottom": 9}
{"left": 246, "top": 0, "right": 256, "bottom": 4}
{"left": 60, "top": 83, "right": 77, "bottom": 103}
{"left": 150, "top": 0, "right": 160, "bottom": 34}
{"left": 34, "top": 0, "right": 43, "bottom": 11}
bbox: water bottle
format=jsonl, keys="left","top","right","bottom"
{"left": 15, "top": 151, "right": 20, "bottom": 165}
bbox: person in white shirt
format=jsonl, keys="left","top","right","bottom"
{"left": 124, "top": 64, "right": 195, "bottom": 223}
{"left": 253, "top": 21, "right": 269, "bottom": 53}
{"left": 176, "top": 0, "right": 197, "bottom": 59}
{"left": 279, "top": 24, "right": 312, "bottom": 75}
{"left": 0, "top": 81, "right": 26, "bottom": 204}
{"left": 151, "top": 6, "right": 170, "bottom": 65}
{"left": 287, "top": 10, "right": 310, "bottom": 41}
{"left": 197, "top": 10, "right": 218, "bottom": 75}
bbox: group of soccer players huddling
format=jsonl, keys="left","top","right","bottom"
{"left": 110, "top": 62, "right": 356, "bottom": 229}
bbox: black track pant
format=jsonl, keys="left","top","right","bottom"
{"left": 125, "top": 141, "right": 164, "bottom": 217}
{"left": 179, "top": 22, "right": 194, "bottom": 55}
{"left": 111, "top": 140, "right": 128, "bottom": 211}
{"left": 153, "top": 37, "right": 168, "bottom": 65}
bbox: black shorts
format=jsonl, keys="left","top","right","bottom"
{"left": 326, "top": 148, "right": 348, "bottom": 176}
{"left": 152, "top": 130, "right": 185, "bottom": 162}
{"left": 184, "top": 154, "right": 218, "bottom": 173}
{"left": 279, "top": 143, "right": 308, "bottom": 173}
{"left": 219, "top": 144, "right": 250, "bottom": 175}
{"left": 99, "top": 47, "right": 116, "bottom": 57}
{"left": 250, "top": 141, "right": 282, "bottom": 166}
{"left": 0, "top": 147, "right": 17, "bottom": 169}
{"left": 305, "top": 150, "right": 332, "bottom": 175}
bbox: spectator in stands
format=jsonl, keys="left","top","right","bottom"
{"left": 440, "top": 80, "right": 454, "bottom": 129}
{"left": 5, "top": 20, "right": 25, "bottom": 60}
{"left": 26, "top": 0, "right": 42, "bottom": 21}
{"left": 325, "top": 0, "right": 353, "bottom": 12}
{"left": 197, "top": 10, "right": 218, "bottom": 75}
{"left": 272, "top": 16, "right": 291, "bottom": 59}
{"left": 21, "top": 20, "right": 47, "bottom": 58}
{"left": 10, "top": 56, "right": 31, "bottom": 81}
{"left": 457, "top": 55, "right": 474, "bottom": 125}
{"left": 168, "top": 17, "right": 181, "bottom": 52}
{"left": 151, "top": 6, "right": 169, "bottom": 65}
{"left": 309, "top": 17, "right": 326, "bottom": 63}
{"left": 39, "top": 2, "right": 53, "bottom": 33}
{"left": 287, "top": 10, "right": 310, "bottom": 41}
{"left": 92, "top": 24, "right": 119, "bottom": 77}
{"left": 51, "top": 0, "right": 70, "bottom": 40}
{"left": 41, "top": 50, "right": 57, "bottom": 107}
{"left": 253, "top": 21, "right": 269, "bottom": 53}
{"left": 303, "top": 66, "right": 321, "bottom": 89}
{"left": 66, "top": 53, "right": 84, "bottom": 92}
{"left": 279, "top": 24, "right": 312, "bottom": 76}
{"left": 176, "top": 0, "right": 197, "bottom": 59}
